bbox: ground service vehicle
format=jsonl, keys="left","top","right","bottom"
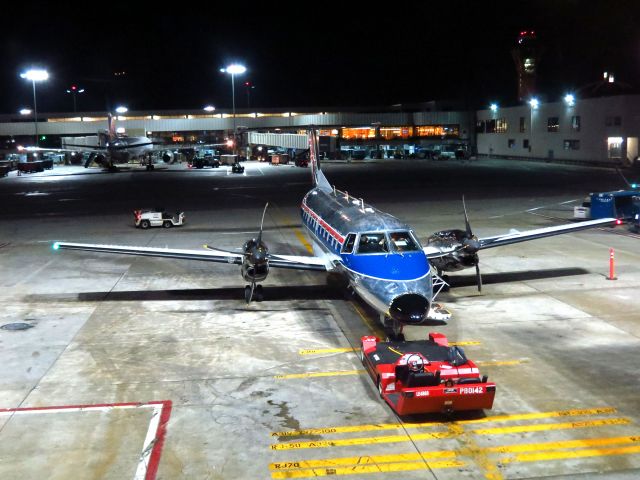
{"left": 361, "top": 332, "right": 496, "bottom": 415}
{"left": 574, "top": 191, "right": 640, "bottom": 222}
{"left": 232, "top": 162, "right": 245, "bottom": 174}
{"left": 134, "top": 209, "right": 185, "bottom": 229}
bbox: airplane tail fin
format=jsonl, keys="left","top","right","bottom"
{"left": 107, "top": 114, "right": 116, "bottom": 140}
{"left": 309, "top": 128, "right": 332, "bottom": 191}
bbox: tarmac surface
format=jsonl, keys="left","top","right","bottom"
{"left": 0, "top": 158, "right": 639, "bottom": 479}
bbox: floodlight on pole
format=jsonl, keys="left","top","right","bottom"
{"left": 489, "top": 103, "right": 498, "bottom": 112}
{"left": 203, "top": 105, "right": 215, "bottom": 112}
{"left": 19, "top": 108, "right": 32, "bottom": 115}
{"left": 20, "top": 68, "right": 49, "bottom": 147}
{"left": 220, "top": 64, "right": 247, "bottom": 153}
{"left": 115, "top": 106, "right": 128, "bottom": 114}
{"left": 564, "top": 94, "right": 575, "bottom": 107}
{"left": 528, "top": 97, "right": 539, "bottom": 109}
{"left": 65, "top": 85, "right": 85, "bottom": 112}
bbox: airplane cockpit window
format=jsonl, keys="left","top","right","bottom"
{"left": 341, "top": 233, "right": 357, "bottom": 253}
{"left": 356, "top": 232, "right": 388, "bottom": 254}
{"left": 389, "top": 231, "right": 421, "bottom": 252}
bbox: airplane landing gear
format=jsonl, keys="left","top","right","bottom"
{"left": 244, "top": 283, "right": 264, "bottom": 303}
{"left": 381, "top": 314, "right": 405, "bottom": 342}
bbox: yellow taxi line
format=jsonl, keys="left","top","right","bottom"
{"left": 297, "top": 341, "right": 482, "bottom": 355}
{"left": 271, "top": 418, "right": 631, "bottom": 450}
{"left": 271, "top": 407, "right": 617, "bottom": 437}
{"left": 274, "top": 359, "right": 524, "bottom": 380}
{"left": 270, "top": 460, "right": 464, "bottom": 479}
{"left": 268, "top": 435, "right": 640, "bottom": 477}
{"left": 273, "top": 370, "right": 365, "bottom": 380}
{"left": 473, "top": 417, "right": 631, "bottom": 435}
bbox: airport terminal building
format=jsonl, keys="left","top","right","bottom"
{"left": 1, "top": 94, "right": 639, "bottom": 166}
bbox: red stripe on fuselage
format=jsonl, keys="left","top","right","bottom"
{"left": 301, "top": 201, "right": 345, "bottom": 244}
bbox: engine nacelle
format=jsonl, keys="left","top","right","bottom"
{"left": 426, "top": 229, "right": 478, "bottom": 272}
{"left": 241, "top": 238, "right": 270, "bottom": 282}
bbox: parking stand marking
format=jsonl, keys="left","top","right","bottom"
{"left": 0, "top": 401, "right": 172, "bottom": 480}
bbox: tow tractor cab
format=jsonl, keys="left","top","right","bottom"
{"left": 134, "top": 208, "right": 185, "bottom": 229}
{"left": 361, "top": 332, "right": 496, "bottom": 415}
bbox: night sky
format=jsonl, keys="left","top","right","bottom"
{"left": 2, "top": 1, "right": 639, "bottom": 114}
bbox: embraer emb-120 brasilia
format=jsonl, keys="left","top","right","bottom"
{"left": 53, "top": 130, "right": 615, "bottom": 339}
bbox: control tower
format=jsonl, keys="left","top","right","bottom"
{"left": 511, "top": 31, "right": 540, "bottom": 102}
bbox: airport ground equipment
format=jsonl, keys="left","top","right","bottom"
{"left": 361, "top": 332, "right": 495, "bottom": 415}
{"left": 574, "top": 191, "right": 640, "bottom": 223}
{"left": 134, "top": 209, "right": 185, "bottom": 229}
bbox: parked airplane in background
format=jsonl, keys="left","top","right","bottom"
{"left": 53, "top": 130, "right": 615, "bottom": 339}
{"left": 24, "top": 114, "right": 227, "bottom": 171}
{"left": 61, "top": 114, "right": 158, "bottom": 171}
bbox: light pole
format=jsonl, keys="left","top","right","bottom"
{"left": 20, "top": 68, "right": 49, "bottom": 147}
{"left": 528, "top": 97, "right": 539, "bottom": 157}
{"left": 220, "top": 64, "right": 246, "bottom": 153}
{"left": 244, "top": 81, "right": 255, "bottom": 109}
{"left": 66, "top": 85, "right": 85, "bottom": 112}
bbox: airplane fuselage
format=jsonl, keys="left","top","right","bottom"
{"left": 301, "top": 186, "right": 433, "bottom": 325}
{"left": 108, "top": 137, "right": 153, "bottom": 162}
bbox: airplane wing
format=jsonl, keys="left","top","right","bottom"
{"left": 476, "top": 217, "right": 616, "bottom": 250}
{"left": 53, "top": 242, "right": 328, "bottom": 271}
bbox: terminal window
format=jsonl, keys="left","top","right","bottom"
{"left": 496, "top": 118, "right": 508, "bottom": 133}
{"left": 547, "top": 117, "right": 559, "bottom": 132}
{"left": 519, "top": 117, "right": 526, "bottom": 133}
{"left": 571, "top": 115, "right": 581, "bottom": 131}
{"left": 508, "top": 139, "right": 516, "bottom": 148}
{"left": 564, "top": 140, "right": 580, "bottom": 150}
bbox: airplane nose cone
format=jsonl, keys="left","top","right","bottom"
{"left": 389, "top": 294, "right": 430, "bottom": 324}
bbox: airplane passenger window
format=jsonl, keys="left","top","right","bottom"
{"left": 357, "top": 233, "right": 388, "bottom": 254}
{"left": 341, "top": 233, "right": 356, "bottom": 253}
{"left": 389, "top": 231, "right": 420, "bottom": 252}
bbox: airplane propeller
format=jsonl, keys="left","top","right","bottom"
{"left": 461, "top": 196, "right": 482, "bottom": 291}
{"left": 245, "top": 202, "right": 269, "bottom": 304}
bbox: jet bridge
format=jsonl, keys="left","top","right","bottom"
{"left": 245, "top": 132, "right": 308, "bottom": 149}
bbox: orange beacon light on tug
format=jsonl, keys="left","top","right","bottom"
{"left": 360, "top": 332, "right": 496, "bottom": 415}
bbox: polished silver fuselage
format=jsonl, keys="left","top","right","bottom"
{"left": 301, "top": 187, "right": 433, "bottom": 320}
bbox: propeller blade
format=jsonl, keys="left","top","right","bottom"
{"left": 257, "top": 202, "right": 269, "bottom": 245}
{"left": 462, "top": 195, "right": 473, "bottom": 237}
{"left": 475, "top": 263, "right": 483, "bottom": 292}
{"left": 247, "top": 280, "right": 256, "bottom": 304}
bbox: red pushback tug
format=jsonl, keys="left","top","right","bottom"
{"left": 360, "top": 333, "right": 496, "bottom": 415}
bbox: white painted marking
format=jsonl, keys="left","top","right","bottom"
{"left": 134, "top": 404, "right": 163, "bottom": 480}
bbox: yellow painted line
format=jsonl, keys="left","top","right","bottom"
{"left": 269, "top": 431, "right": 453, "bottom": 450}
{"left": 275, "top": 360, "right": 525, "bottom": 381}
{"left": 270, "top": 407, "right": 618, "bottom": 438}
{"left": 274, "top": 370, "right": 365, "bottom": 380}
{"left": 473, "top": 417, "right": 631, "bottom": 435}
{"left": 271, "top": 460, "right": 464, "bottom": 478}
{"left": 298, "top": 347, "right": 356, "bottom": 355}
{"left": 298, "top": 341, "right": 481, "bottom": 355}
{"left": 476, "top": 359, "right": 527, "bottom": 367}
{"left": 387, "top": 346, "right": 403, "bottom": 356}
{"left": 269, "top": 436, "right": 640, "bottom": 477}
{"left": 500, "top": 444, "right": 640, "bottom": 464}
{"left": 269, "top": 450, "right": 457, "bottom": 470}
{"left": 351, "top": 302, "right": 386, "bottom": 338}
{"left": 448, "top": 422, "right": 503, "bottom": 480}
{"left": 293, "top": 228, "right": 313, "bottom": 254}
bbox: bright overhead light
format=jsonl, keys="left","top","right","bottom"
{"left": 221, "top": 64, "right": 246, "bottom": 75}
{"left": 115, "top": 106, "right": 128, "bottom": 113}
{"left": 489, "top": 103, "right": 498, "bottom": 112}
{"left": 564, "top": 94, "right": 575, "bottom": 106}
{"left": 203, "top": 105, "right": 215, "bottom": 112}
{"left": 20, "top": 69, "right": 49, "bottom": 82}
{"left": 529, "top": 98, "right": 539, "bottom": 109}
{"left": 19, "top": 108, "right": 32, "bottom": 115}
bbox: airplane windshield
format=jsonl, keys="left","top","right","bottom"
{"left": 357, "top": 232, "right": 388, "bottom": 254}
{"left": 389, "top": 231, "right": 421, "bottom": 252}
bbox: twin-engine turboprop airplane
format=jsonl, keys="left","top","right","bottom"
{"left": 53, "top": 129, "right": 615, "bottom": 339}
